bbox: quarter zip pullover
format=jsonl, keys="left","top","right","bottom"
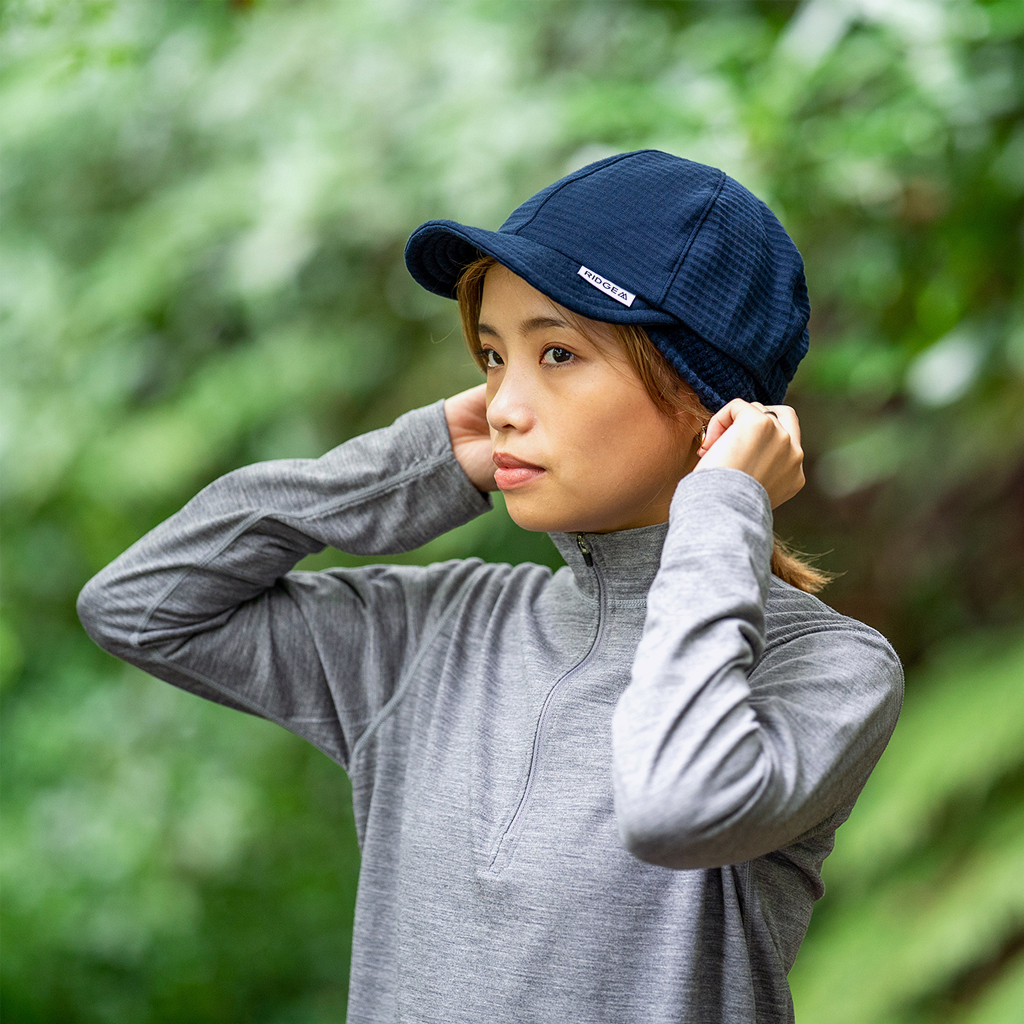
{"left": 77, "top": 400, "right": 903, "bottom": 1023}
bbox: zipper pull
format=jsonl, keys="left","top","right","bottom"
{"left": 576, "top": 533, "right": 593, "bottom": 567}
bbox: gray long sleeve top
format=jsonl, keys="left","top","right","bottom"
{"left": 77, "top": 400, "right": 904, "bottom": 1024}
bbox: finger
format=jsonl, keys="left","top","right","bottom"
{"left": 752, "top": 401, "right": 798, "bottom": 445}
{"left": 750, "top": 402, "right": 780, "bottom": 422}
{"left": 698, "top": 399, "right": 747, "bottom": 453}
{"left": 763, "top": 404, "right": 801, "bottom": 448}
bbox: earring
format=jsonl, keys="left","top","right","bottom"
{"left": 697, "top": 424, "right": 707, "bottom": 447}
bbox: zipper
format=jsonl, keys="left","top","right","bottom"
{"left": 486, "top": 533, "right": 603, "bottom": 874}
{"left": 576, "top": 532, "right": 593, "bottom": 566}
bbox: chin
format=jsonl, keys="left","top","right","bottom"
{"left": 503, "top": 503, "right": 563, "bottom": 534}
{"left": 502, "top": 492, "right": 576, "bottom": 534}
{"left": 502, "top": 491, "right": 616, "bottom": 535}
{"left": 503, "top": 484, "right": 672, "bottom": 535}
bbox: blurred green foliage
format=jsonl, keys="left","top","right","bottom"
{"left": 1, "top": 0, "right": 1022, "bottom": 1021}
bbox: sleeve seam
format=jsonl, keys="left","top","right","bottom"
{"left": 144, "top": 648, "right": 347, "bottom": 767}
{"left": 130, "top": 451, "right": 457, "bottom": 647}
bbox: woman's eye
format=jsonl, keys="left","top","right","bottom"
{"left": 480, "top": 349, "right": 504, "bottom": 369}
{"left": 542, "top": 347, "right": 575, "bottom": 365}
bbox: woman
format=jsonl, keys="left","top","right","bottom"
{"left": 78, "top": 150, "right": 903, "bottom": 1023}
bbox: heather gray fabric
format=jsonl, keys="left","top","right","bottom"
{"left": 77, "top": 400, "right": 904, "bottom": 1024}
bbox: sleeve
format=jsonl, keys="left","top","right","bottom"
{"left": 611, "top": 467, "right": 904, "bottom": 870}
{"left": 76, "top": 400, "right": 493, "bottom": 768}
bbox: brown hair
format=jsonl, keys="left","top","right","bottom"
{"left": 456, "top": 255, "right": 831, "bottom": 594}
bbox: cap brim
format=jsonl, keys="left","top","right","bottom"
{"left": 404, "top": 220, "right": 679, "bottom": 326}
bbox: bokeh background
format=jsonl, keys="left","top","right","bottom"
{"left": 2, "top": 0, "right": 1023, "bottom": 1021}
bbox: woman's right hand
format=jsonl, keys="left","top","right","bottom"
{"left": 444, "top": 384, "right": 496, "bottom": 493}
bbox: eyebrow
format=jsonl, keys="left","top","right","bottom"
{"left": 477, "top": 316, "right": 572, "bottom": 338}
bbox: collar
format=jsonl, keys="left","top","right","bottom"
{"left": 548, "top": 520, "right": 670, "bottom": 602}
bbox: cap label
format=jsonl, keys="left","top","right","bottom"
{"left": 577, "top": 265, "right": 635, "bottom": 307}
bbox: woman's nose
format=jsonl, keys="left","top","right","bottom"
{"left": 486, "top": 364, "right": 536, "bottom": 434}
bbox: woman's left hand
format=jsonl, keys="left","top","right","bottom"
{"left": 693, "top": 399, "right": 805, "bottom": 509}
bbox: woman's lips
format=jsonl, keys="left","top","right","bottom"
{"left": 493, "top": 452, "right": 545, "bottom": 490}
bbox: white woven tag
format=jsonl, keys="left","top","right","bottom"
{"left": 577, "top": 265, "right": 635, "bottom": 307}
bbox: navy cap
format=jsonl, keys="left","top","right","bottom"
{"left": 404, "top": 149, "right": 809, "bottom": 412}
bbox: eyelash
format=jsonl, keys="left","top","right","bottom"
{"left": 475, "top": 347, "right": 577, "bottom": 369}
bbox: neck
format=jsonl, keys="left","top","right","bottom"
{"left": 548, "top": 520, "right": 670, "bottom": 601}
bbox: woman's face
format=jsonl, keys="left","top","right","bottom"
{"left": 479, "top": 265, "right": 700, "bottom": 534}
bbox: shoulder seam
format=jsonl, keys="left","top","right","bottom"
{"left": 349, "top": 561, "right": 507, "bottom": 763}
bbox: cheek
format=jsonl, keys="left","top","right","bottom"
{"left": 614, "top": 414, "right": 692, "bottom": 490}
{"left": 577, "top": 391, "right": 675, "bottom": 466}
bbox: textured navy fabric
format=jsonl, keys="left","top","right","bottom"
{"left": 404, "top": 150, "right": 810, "bottom": 411}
